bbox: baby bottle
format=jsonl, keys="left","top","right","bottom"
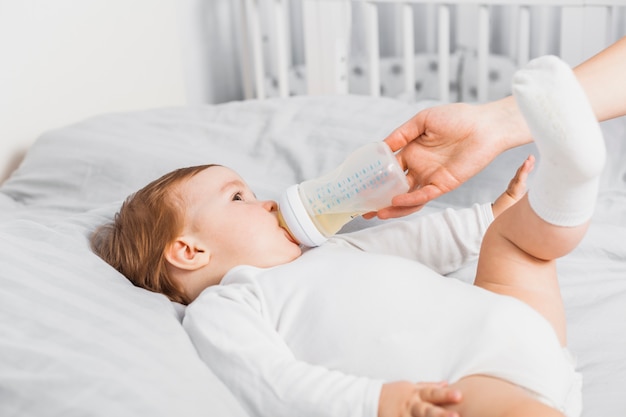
{"left": 278, "top": 142, "right": 409, "bottom": 247}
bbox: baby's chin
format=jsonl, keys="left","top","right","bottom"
{"left": 272, "top": 243, "right": 303, "bottom": 267}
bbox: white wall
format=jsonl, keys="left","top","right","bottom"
{"left": 0, "top": 0, "right": 187, "bottom": 182}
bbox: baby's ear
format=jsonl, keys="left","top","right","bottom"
{"left": 164, "top": 236, "right": 211, "bottom": 271}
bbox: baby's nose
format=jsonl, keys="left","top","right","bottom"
{"left": 262, "top": 200, "right": 278, "bottom": 212}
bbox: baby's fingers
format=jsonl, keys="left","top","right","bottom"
{"left": 506, "top": 154, "right": 535, "bottom": 200}
{"left": 415, "top": 382, "right": 462, "bottom": 405}
{"left": 409, "top": 382, "right": 462, "bottom": 417}
{"left": 410, "top": 401, "right": 460, "bottom": 417}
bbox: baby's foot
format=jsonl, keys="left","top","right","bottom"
{"left": 512, "top": 55, "right": 606, "bottom": 226}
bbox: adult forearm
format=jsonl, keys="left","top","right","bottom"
{"left": 483, "top": 36, "right": 626, "bottom": 152}
{"left": 574, "top": 36, "right": 626, "bottom": 122}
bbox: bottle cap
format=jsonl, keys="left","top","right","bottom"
{"left": 278, "top": 185, "right": 327, "bottom": 247}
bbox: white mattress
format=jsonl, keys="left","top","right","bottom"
{"left": 1, "top": 95, "right": 624, "bottom": 416}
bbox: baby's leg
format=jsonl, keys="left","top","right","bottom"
{"left": 475, "top": 55, "right": 606, "bottom": 345}
{"left": 448, "top": 375, "right": 565, "bottom": 417}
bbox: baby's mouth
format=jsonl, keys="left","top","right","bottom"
{"left": 277, "top": 212, "right": 299, "bottom": 244}
{"left": 283, "top": 228, "right": 298, "bottom": 244}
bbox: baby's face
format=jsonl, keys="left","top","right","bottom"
{"left": 180, "top": 166, "right": 302, "bottom": 276}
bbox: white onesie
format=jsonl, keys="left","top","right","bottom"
{"left": 183, "top": 204, "right": 582, "bottom": 417}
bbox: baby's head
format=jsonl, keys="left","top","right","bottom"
{"left": 91, "top": 165, "right": 302, "bottom": 304}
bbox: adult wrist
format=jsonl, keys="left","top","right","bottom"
{"left": 483, "top": 96, "right": 533, "bottom": 151}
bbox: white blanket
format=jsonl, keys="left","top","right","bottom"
{"left": 1, "top": 95, "right": 624, "bottom": 416}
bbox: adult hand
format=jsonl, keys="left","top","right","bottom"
{"left": 375, "top": 37, "right": 626, "bottom": 220}
{"left": 373, "top": 99, "right": 531, "bottom": 219}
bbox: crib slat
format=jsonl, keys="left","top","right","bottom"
{"left": 302, "top": 0, "right": 323, "bottom": 94}
{"left": 608, "top": 5, "right": 618, "bottom": 43}
{"left": 365, "top": 2, "right": 381, "bottom": 96}
{"left": 560, "top": 5, "right": 610, "bottom": 66}
{"left": 537, "top": 6, "right": 552, "bottom": 57}
{"left": 274, "top": 0, "right": 290, "bottom": 98}
{"left": 438, "top": 4, "right": 450, "bottom": 102}
{"left": 302, "top": 0, "right": 351, "bottom": 95}
{"left": 402, "top": 4, "right": 416, "bottom": 96}
{"left": 238, "top": 0, "right": 255, "bottom": 100}
{"left": 517, "top": 5, "right": 531, "bottom": 67}
{"left": 477, "top": 4, "right": 490, "bottom": 103}
{"left": 245, "top": 0, "right": 266, "bottom": 99}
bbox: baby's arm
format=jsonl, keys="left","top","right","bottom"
{"left": 335, "top": 156, "right": 532, "bottom": 274}
{"left": 185, "top": 283, "right": 381, "bottom": 417}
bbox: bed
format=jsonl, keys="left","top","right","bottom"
{"left": 1, "top": 1, "right": 625, "bottom": 416}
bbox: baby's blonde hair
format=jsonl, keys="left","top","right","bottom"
{"left": 90, "top": 165, "right": 217, "bottom": 305}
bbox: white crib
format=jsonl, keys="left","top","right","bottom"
{"left": 237, "top": 0, "right": 626, "bottom": 102}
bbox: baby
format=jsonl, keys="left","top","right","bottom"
{"left": 91, "top": 56, "right": 604, "bottom": 417}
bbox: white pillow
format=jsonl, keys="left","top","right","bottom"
{"left": 0, "top": 209, "right": 248, "bottom": 416}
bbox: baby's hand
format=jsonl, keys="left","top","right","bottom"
{"left": 492, "top": 155, "right": 534, "bottom": 217}
{"left": 379, "top": 381, "right": 462, "bottom": 417}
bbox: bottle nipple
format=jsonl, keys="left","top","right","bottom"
{"left": 277, "top": 210, "right": 298, "bottom": 243}
{"left": 278, "top": 185, "right": 328, "bottom": 247}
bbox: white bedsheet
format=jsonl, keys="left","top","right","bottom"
{"left": 0, "top": 95, "right": 624, "bottom": 416}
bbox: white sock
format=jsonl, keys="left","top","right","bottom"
{"left": 512, "top": 55, "right": 606, "bottom": 227}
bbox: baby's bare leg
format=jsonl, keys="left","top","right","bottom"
{"left": 475, "top": 55, "right": 606, "bottom": 345}
{"left": 447, "top": 376, "right": 565, "bottom": 417}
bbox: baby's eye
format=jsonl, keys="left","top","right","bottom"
{"left": 232, "top": 192, "right": 244, "bottom": 201}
